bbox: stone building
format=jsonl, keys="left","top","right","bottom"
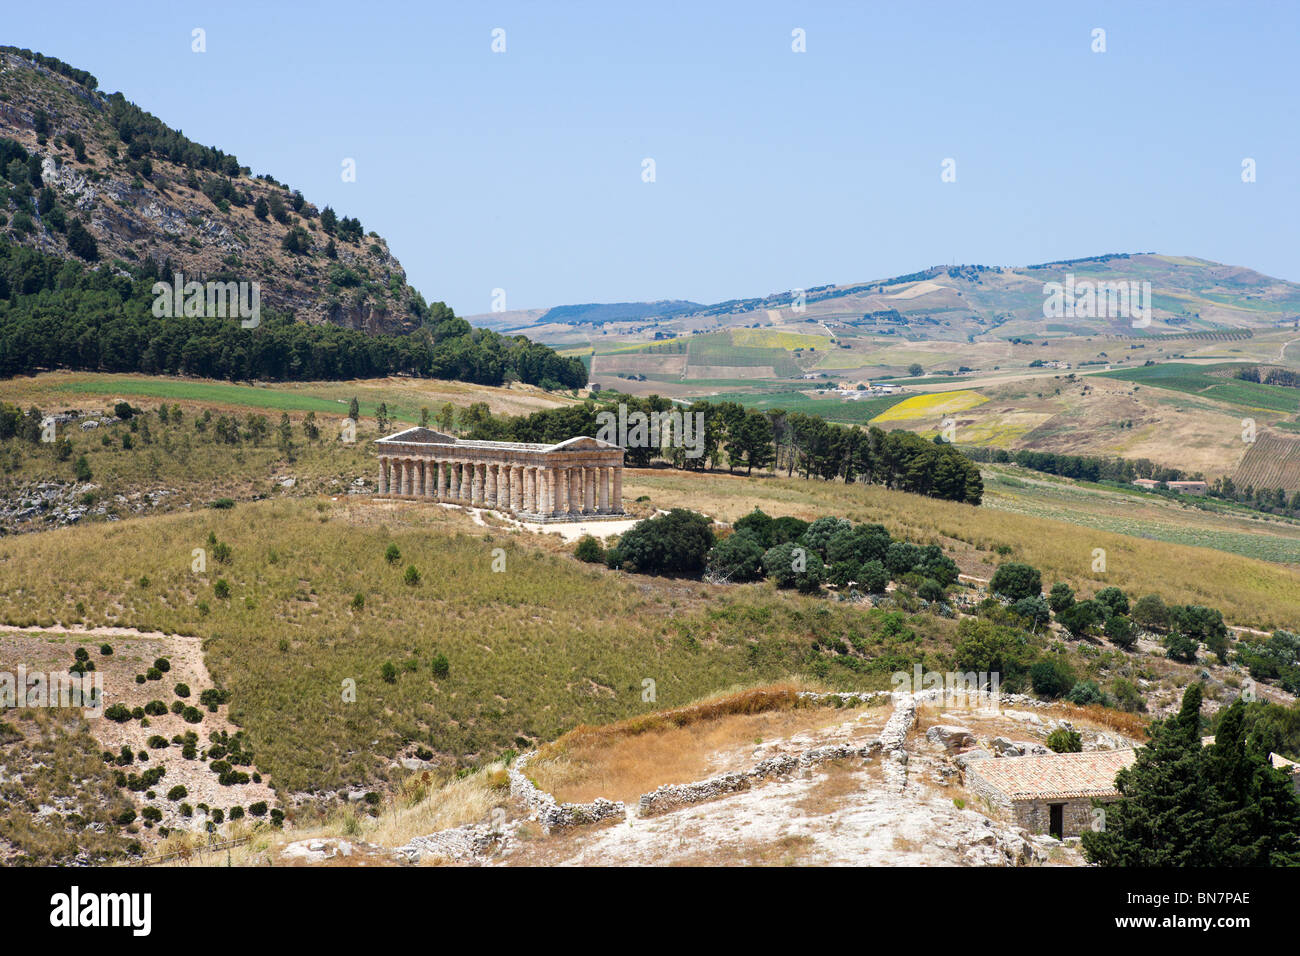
{"left": 374, "top": 427, "right": 626, "bottom": 521}
{"left": 963, "top": 749, "right": 1136, "bottom": 838}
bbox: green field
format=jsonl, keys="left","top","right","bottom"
{"left": 51, "top": 377, "right": 432, "bottom": 422}
{"left": 1097, "top": 363, "right": 1300, "bottom": 413}
{"left": 709, "top": 389, "right": 906, "bottom": 423}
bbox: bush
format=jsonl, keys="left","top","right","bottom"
{"left": 229, "top": 806, "right": 245, "bottom": 820}
{"left": 1047, "top": 582, "right": 1075, "bottom": 614}
{"left": 603, "top": 546, "right": 623, "bottom": 570}
{"left": 1058, "top": 599, "right": 1105, "bottom": 640}
{"left": 1164, "top": 630, "right": 1198, "bottom": 663}
{"left": 115, "top": 809, "right": 137, "bottom": 826}
{"left": 99, "top": 643, "right": 113, "bottom": 655}
{"left": 1066, "top": 680, "right": 1106, "bottom": 706}
{"left": 792, "top": 552, "right": 826, "bottom": 594}
{"left": 1094, "top": 586, "right": 1130, "bottom": 618}
{"left": 213, "top": 578, "right": 230, "bottom": 599}
{"left": 431, "top": 654, "right": 450, "bottom": 679}
{"left": 853, "top": 559, "right": 887, "bottom": 594}
{"left": 1131, "top": 593, "right": 1170, "bottom": 632}
{"left": 1046, "top": 728, "right": 1082, "bottom": 753}
{"left": 182, "top": 706, "right": 203, "bottom": 724}
{"left": 351, "top": 591, "right": 365, "bottom": 610}
{"left": 762, "top": 542, "right": 801, "bottom": 588}
{"left": 617, "top": 509, "right": 715, "bottom": 574}
{"left": 990, "top": 562, "right": 1041, "bottom": 603}
{"left": 104, "top": 703, "right": 132, "bottom": 723}
{"left": 799, "top": 516, "right": 852, "bottom": 558}
{"left": 769, "top": 516, "right": 810, "bottom": 546}
{"left": 705, "top": 531, "right": 765, "bottom": 582}
{"left": 174, "top": 683, "right": 190, "bottom": 698}
{"left": 1104, "top": 613, "right": 1137, "bottom": 650}
{"left": 732, "top": 508, "right": 774, "bottom": 548}
{"left": 143, "top": 700, "right": 168, "bottom": 716}
{"left": 404, "top": 565, "right": 420, "bottom": 586}
{"left": 1110, "top": 677, "right": 1147, "bottom": 713}
{"left": 573, "top": 535, "right": 606, "bottom": 563}
{"left": 883, "top": 541, "right": 921, "bottom": 578}
{"left": 385, "top": 543, "right": 401, "bottom": 564}
{"left": 1011, "top": 595, "right": 1050, "bottom": 628}
{"left": 248, "top": 801, "right": 268, "bottom": 817}
{"left": 167, "top": 785, "right": 187, "bottom": 801}
{"left": 918, "top": 578, "right": 946, "bottom": 603}
{"left": 381, "top": 661, "right": 398, "bottom": 683}
{"left": 1030, "top": 657, "right": 1076, "bottom": 698}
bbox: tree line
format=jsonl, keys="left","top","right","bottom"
{"left": 0, "top": 239, "right": 586, "bottom": 389}
{"left": 465, "top": 394, "right": 983, "bottom": 504}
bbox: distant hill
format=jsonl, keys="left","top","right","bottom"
{"left": 482, "top": 254, "right": 1300, "bottom": 344}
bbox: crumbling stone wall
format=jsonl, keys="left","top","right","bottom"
{"left": 507, "top": 753, "right": 625, "bottom": 832}
{"left": 638, "top": 739, "right": 883, "bottom": 817}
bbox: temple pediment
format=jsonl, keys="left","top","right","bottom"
{"left": 376, "top": 427, "right": 456, "bottom": 444}
{"left": 547, "top": 435, "right": 620, "bottom": 451}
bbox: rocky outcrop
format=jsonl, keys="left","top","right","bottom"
{"left": 926, "top": 725, "right": 976, "bottom": 753}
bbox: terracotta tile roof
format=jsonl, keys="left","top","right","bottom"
{"left": 968, "top": 749, "right": 1136, "bottom": 801}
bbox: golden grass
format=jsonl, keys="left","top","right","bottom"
{"left": 529, "top": 689, "right": 882, "bottom": 804}
{"left": 622, "top": 469, "right": 1300, "bottom": 630}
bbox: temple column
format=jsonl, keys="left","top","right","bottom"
{"left": 510, "top": 466, "right": 522, "bottom": 512}
{"left": 523, "top": 467, "right": 535, "bottom": 513}
{"left": 599, "top": 466, "right": 610, "bottom": 512}
{"left": 612, "top": 465, "right": 622, "bottom": 513}
{"left": 423, "top": 460, "right": 434, "bottom": 498}
{"left": 472, "top": 462, "right": 484, "bottom": 506}
{"left": 393, "top": 459, "right": 403, "bottom": 496}
{"left": 436, "top": 460, "right": 446, "bottom": 499}
{"left": 584, "top": 467, "right": 596, "bottom": 514}
{"left": 458, "top": 461, "right": 468, "bottom": 501}
{"left": 570, "top": 466, "right": 582, "bottom": 513}
{"left": 448, "top": 461, "right": 459, "bottom": 500}
{"left": 557, "top": 468, "right": 569, "bottom": 515}
{"left": 378, "top": 458, "right": 388, "bottom": 495}
{"left": 485, "top": 462, "right": 497, "bottom": 508}
{"left": 415, "top": 460, "right": 425, "bottom": 497}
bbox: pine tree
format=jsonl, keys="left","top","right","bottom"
{"left": 1082, "top": 684, "right": 1210, "bottom": 866}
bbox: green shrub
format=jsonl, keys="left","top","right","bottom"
{"left": 381, "top": 661, "right": 398, "bottom": 683}
{"left": 404, "top": 565, "right": 420, "bottom": 586}
{"left": 385, "top": 543, "right": 401, "bottom": 564}
{"left": 574, "top": 535, "right": 606, "bottom": 563}
{"left": 617, "top": 509, "right": 715, "bottom": 574}
{"left": 431, "top": 654, "right": 450, "bottom": 679}
{"left": 1030, "top": 657, "right": 1076, "bottom": 699}
{"left": 857, "top": 560, "right": 889, "bottom": 594}
{"left": 213, "top": 578, "right": 231, "bottom": 599}
{"left": 1047, "top": 582, "right": 1075, "bottom": 614}
{"left": 705, "top": 531, "right": 765, "bottom": 582}
{"left": 1046, "top": 728, "right": 1082, "bottom": 753}
{"left": 990, "top": 562, "right": 1041, "bottom": 603}
{"left": 174, "top": 683, "right": 190, "bottom": 698}
{"left": 167, "top": 785, "right": 187, "bottom": 801}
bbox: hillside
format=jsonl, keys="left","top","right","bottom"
{"left": 0, "top": 47, "right": 423, "bottom": 332}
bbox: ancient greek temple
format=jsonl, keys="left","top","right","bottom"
{"left": 374, "top": 427, "right": 626, "bottom": 521}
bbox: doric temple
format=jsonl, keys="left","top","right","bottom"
{"left": 374, "top": 427, "right": 626, "bottom": 521}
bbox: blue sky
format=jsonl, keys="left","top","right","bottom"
{"left": 11, "top": 1, "right": 1300, "bottom": 315}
